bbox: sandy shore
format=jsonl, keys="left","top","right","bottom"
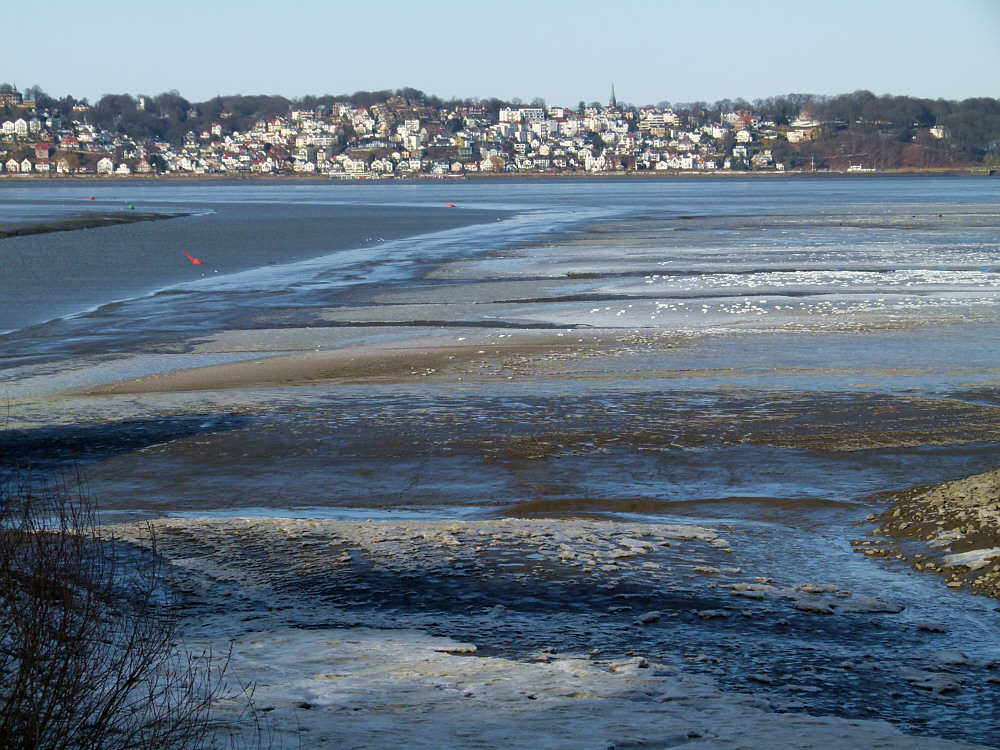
{"left": 77, "top": 328, "right": 627, "bottom": 395}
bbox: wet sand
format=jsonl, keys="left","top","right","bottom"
{"left": 0, "top": 210, "right": 189, "bottom": 238}
{"left": 112, "top": 515, "right": 1000, "bottom": 748}
{"left": 79, "top": 331, "right": 607, "bottom": 393}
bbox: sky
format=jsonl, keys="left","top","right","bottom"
{"left": 2, "top": 0, "right": 999, "bottom": 107}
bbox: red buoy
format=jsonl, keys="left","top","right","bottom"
{"left": 183, "top": 251, "right": 203, "bottom": 265}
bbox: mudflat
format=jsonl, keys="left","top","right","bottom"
{"left": 4, "top": 179, "right": 1000, "bottom": 748}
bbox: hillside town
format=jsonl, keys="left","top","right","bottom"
{"left": 0, "top": 84, "right": 985, "bottom": 178}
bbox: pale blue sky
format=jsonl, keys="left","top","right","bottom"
{"left": 3, "top": 0, "right": 998, "bottom": 106}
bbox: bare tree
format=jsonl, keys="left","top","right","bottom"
{"left": 0, "top": 471, "right": 268, "bottom": 750}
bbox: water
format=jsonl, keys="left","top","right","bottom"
{"left": 3, "top": 177, "right": 998, "bottom": 357}
{"left": 3, "top": 176, "right": 1000, "bottom": 745}
{"left": 0, "top": 181, "right": 512, "bottom": 338}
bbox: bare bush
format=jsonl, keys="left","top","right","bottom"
{"left": 0, "top": 471, "right": 263, "bottom": 750}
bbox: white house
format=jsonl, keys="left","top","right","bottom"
{"left": 96, "top": 157, "right": 114, "bottom": 174}
{"left": 340, "top": 156, "right": 367, "bottom": 176}
{"left": 115, "top": 162, "right": 131, "bottom": 175}
{"left": 4, "top": 158, "right": 18, "bottom": 173}
{"left": 585, "top": 153, "right": 607, "bottom": 172}
{"left": 370, "top": 158, "right": 394, "bottom": 175}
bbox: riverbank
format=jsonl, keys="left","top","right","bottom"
{"left": 858, "top": 468, "right": 1000, "bottom": 599}
{"left": 0, "top": 166, "right": 995, "bottom": 183}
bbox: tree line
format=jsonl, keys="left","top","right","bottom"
{"left": 667, "top": 91, "right": 1000, "bottom": 167}
{"left": 4, "top": 85, "right": 525, "bottom": 143}
{"left": 5, "top": 84, "right": 1000, "bottom": 167}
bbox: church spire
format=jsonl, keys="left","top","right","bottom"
{"left": 609, "top": 83, "right": 617, "bottom": 109}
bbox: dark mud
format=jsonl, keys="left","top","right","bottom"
{"left": 0, "top": 210, "right": 188, "bottom": 239}
{"left": 77, "top": 390, "right": 1000, "bottom": 517}
{"left": 0, "top": 414, "right": 250, "bottom": 481}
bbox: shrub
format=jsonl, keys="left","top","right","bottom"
{"left": 0, "top": 471, "right": 260, "bottom": 750}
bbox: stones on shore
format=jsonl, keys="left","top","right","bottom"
{"left": 434, "top": 643, "right": 478, "bottom": 655}
{"left": 899, "top": 667, "right": 965, "bottom": 694}
{"left": 916, "top": 621, "right": 949, "bottom": 633}
{"left": 729, "top": 581, "right": 903, "bottom": 615}
{"left": 695, "top": 609, "right": 729, "bottom": 619}
{"left": 856, "top": 467, "right": 1000, "bottom": 599}
{"left": 635, "top": 611, "right": 662, "bottom": 625}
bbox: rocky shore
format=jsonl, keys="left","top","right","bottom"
{"left": 856, "top": 468, "right": 1000, "bottom": 600}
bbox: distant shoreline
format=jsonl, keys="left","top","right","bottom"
{"left": 0, "top": 167, "right": 994, "bottom": 184}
